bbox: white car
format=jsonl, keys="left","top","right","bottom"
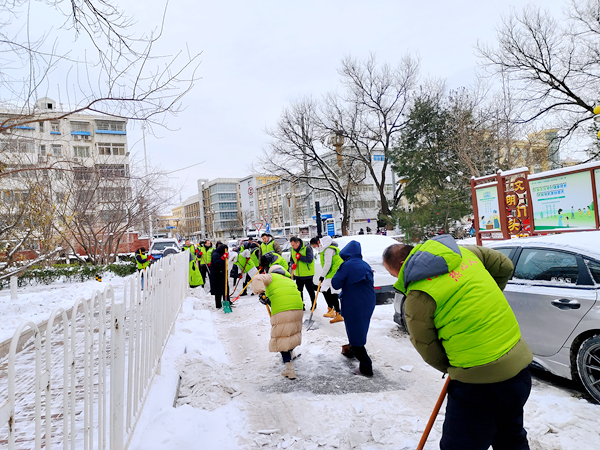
{"left": 314, "top": 235, "right": 399, "bottom": 304}
{"left": 149, "top": 238, "right": 181, "bottom": 260}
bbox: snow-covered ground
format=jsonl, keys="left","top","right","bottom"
{"left": 3, "top": 241, "right": 600, "bottom": 449}
{"left": 129, "top": 287, "right": 600, "bottom": 450}
{"left": 0, "top": 272, "right": 126, "bottom": 343}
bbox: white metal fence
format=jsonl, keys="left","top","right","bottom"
{"left": 0, "top": 251, "right": 188, "bottom": 450}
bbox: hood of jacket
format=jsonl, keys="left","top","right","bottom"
{"left": 214, "top": 244, "right": 228, "bottom": 256}
{"left": 396, "top": 235, "right": 463, "bottom": 293}
{"left": 339, "top": 240, "right": 373, "bottom": 285}
{"left": 340, "top": 240, "right": 361, "bottom": 261}
{"left": 319, "top": 236, "right": 336, "bottom": 251}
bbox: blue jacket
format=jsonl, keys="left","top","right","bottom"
{"left": 332, "top": 240, "right": 376, "bottom": 346}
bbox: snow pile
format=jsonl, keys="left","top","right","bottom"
{"left": 175, "top": 354, "right": 241, "bottom": 410}
{"left": 526, "top": 387, "right": 600, "bottom": 449}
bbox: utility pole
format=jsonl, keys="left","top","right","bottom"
{"left": 142, "top": 124, "right": 153, "bottom": 242}
{"left": 315, "top": 201, "right": 322, "bottom": 238}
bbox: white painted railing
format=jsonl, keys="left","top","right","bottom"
{"left": 0, "top": 251, "right": 188, "bottom": 450}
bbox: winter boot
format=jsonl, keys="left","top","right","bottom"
{"left": 330, "top": 312, "right": 344, "bottom": 324}
{"left": 323, "top": 307, "right": 335, "bottom": 318}
{"left": 341, "top": 344, "right": 355, "bottom": 359}
{"left": 281, "top": 362, "right": 296, "bottom": 379}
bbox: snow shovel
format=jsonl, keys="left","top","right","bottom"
{"left": 416, "top": 376, "right": 450, "bottom": 450}
{"left": 232, "top": 272, "right": 260, "bottom": 302}
{"left": 304, "top": 280, "right": 322, "bottom": 330}
{"left": 223, "top": 253, "right": 232, "bottom": 314}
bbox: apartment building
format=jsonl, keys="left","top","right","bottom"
{"left": 205, "top": 178, "right": 242, "bottom": 239}
{"left": 182, "top": 194, "right": 202, "bottom": 238}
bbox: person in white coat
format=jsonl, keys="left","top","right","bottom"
{"left": 310, "top": 236, "right": 344, "bottom": 324}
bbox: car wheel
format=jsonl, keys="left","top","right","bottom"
{"left": 576, "top": 335, "right": 600, "bottom": 403}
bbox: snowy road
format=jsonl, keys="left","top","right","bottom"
{"left": 129, "top": 287, "right": 600, "bottom": 450}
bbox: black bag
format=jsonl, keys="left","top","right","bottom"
{"left": 229, "top": 264, "right": 239, "bottom": 279}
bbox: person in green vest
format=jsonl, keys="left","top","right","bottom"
{"left": 310, "top": 236, "right": 344, "bottom": 324}
{"left": 251, "top": 265, "right": 304, "bottom": 379}
{"left": 196, "top": 240, "right": 213, "bottom": 287}
{"left": 182, "top": 239, "right": 193, "bottom": 252}
{"left": 382, "top": 235, "right": 533, "bottom": 450}
{"left": 187, "top": 249, "right": 204, "bottom": 288}
{"left": 260, "top": 251, "right": 289, "bottom": 274}
{"left": 237, "top": 243, "right": 260, "bottom": 296}
{"left": 258, "top": 233, "right": 282, "bottom": 260}
{"left": 135, "top": 247, "right": 153, "bottom": 290}
{"left": 289, "top": 236, "right": 315, "bottom": 310}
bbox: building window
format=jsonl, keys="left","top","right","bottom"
{"left": 51, "top": 121, "right": 60, "bottom": 133}
{"left": 74, "top": 167, "right": 93, "bottom": 181}
{"left": 95, "top": 164, "right": 128, "bottom": 178}
{"left": 51, "top": 144, "right": 62, "bottom": 156}
{"left": 73, "top": 146, "right": 90, "bottom": 158}
{"left": 98, "top": 143, "right": 126, "bottom": 155}
{"left": 70, "top": 121, "right": 90, "bottom": 133}
{"left": 39, "top": 121, "right": 44, "bottom": 132}
{"left": 95, "top": 120, "right": 126, "bottom": 132}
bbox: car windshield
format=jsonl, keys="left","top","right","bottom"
{"left": 152, "top": 242, "right": 177, "bottom": 251}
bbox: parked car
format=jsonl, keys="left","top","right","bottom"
{"left": 314, "top": 235, "right": 398, "bottom": 304}
{"left": 394, "top": 232, "right": 600, "bottom": 403}
{"left": 149, "top": 238, "right": 181, "bottom": 260}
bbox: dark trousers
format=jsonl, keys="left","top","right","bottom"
{"left": 281, "top": 351, "right": 292, "bottom": 363}
{"left": 352, "top": 346, "right": 373, "bottom": 376}
{"left": 240, "top": 273, "right": 250, "bottom": 296}
{"left": 214, "top": 293, "right": 229, "bottom": 309}
{"left": 200, "top": 265, "right": 208, "bottom": 284}
{"left": 322, "top": 289, "right": 340, "bottom": 313}
{"left": 295, "top": 276, "right": 315, "bottom": 305}
{"left": 440, "top": 368, "right": 532, "bottom": 450}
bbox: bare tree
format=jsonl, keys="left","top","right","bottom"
{"left": 33, "top": 156, "right": 174, "bottom": 265}
{"left": 321, "top": 54, "right": 419, "bottom": 219}
{"left": 477, "top": 1, "right": 600, "bottom": 160}
{"left": 261, "top": 98, "right": 367, "bottom": 235}
{"left": 0, "top": 0, "right": 201, "bottom": 133}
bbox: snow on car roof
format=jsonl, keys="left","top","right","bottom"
{"left": 486, "top": 230, "right": 600, "bottom": 258}
{"left": 333, "top": 235, "right": 399, "bottom": 265}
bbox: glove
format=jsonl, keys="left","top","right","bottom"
{"left": 295, "top": 253, "right": 301, "bottom": 260}
{"left": 258, "top": 293, "right": 271, "bottom": 306}
{"left": 292, "top": 264, "right": 297, "bottom": 271}
{"left": 319, "top": 276, "right": 325, "bottom": 282}
{"left": 241, "top": 249, "right": 251, "bottom": 258}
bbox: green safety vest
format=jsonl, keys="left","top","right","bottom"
{"left": 272, "top": 253, "right": 289, "bottom": 271}
{"left": 396, "top": 244, "right": 521, "bottom": 369}
{"left": 319, "top": 246, "right": 343, "bottom": 279}
{"left": 266, "top": 273, "right": 304, "bottom": 315}
{"left": 261, "top": 240, "right": 275, "bottom": 255}
{"left": 136, "top": 253, "right": 150, "bottom": 270}
{"left": 291, "top": 244, "right": 314, "bottom": 277}
{"left": 197, "top": 246, "right": 213, "bottom": 265}
{"left": 235, "top": 249, "right": 259, "bottom": 273}
{"left": 189, "top": 258, "right": 204, "bottom": 287}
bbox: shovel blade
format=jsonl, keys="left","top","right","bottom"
{"left": 223, "top": 300, "right": 232, "bottom": 314}
{"left": 303, "top": 312, "right": 318, "bottom": 330}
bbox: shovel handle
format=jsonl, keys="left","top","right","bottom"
{"left": 232, "top": 272, "right": 260, "bottom": 301}
{"left": 266, "top": 304, "right": 271, "bottom": 317}
{"left": 310, "top": 281, "right": 322, "bottom": 314}
{"left": 416, "top": 376, "right": 450, "bottom": 450}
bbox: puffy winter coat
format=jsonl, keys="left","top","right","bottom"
{"left": 331, "top": 240, "right": 375, "bottom": 347}
{"left": 397, "top": 235, "right": 532, "bottom": 383}
{"left": 209, "top": 244, "right": 229, "bottom": 296}
{"left": 266, "top": 274, "right": 304, "bottom": 352}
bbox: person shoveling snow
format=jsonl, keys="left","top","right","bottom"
{"left": 251, "top": 265, "right": 304, "bottom": 380}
